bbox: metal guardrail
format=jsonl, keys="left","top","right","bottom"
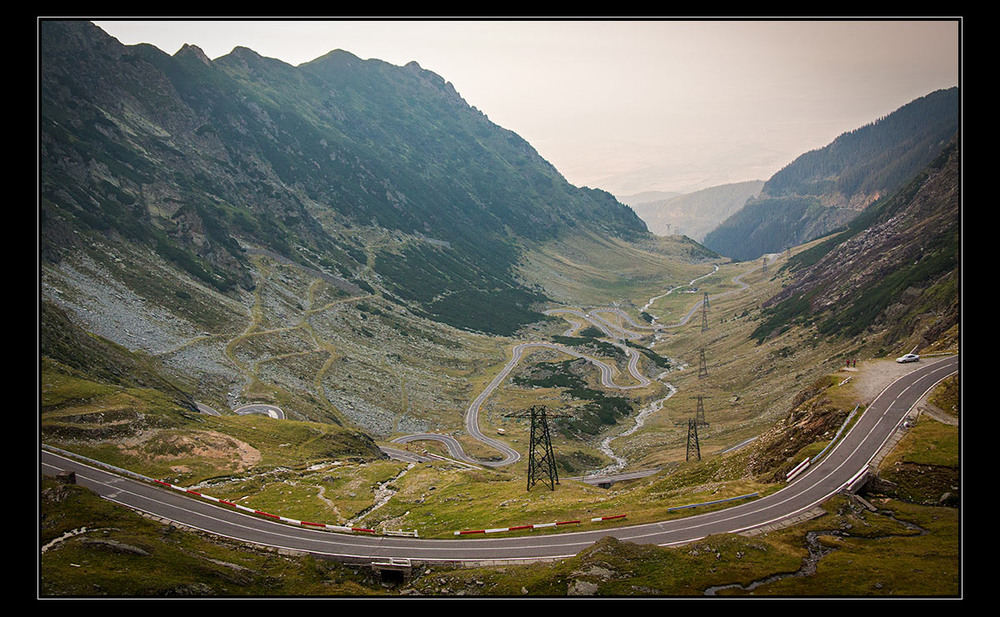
{"left": 785, "top": 403, "right": 862, "bottom": 482}
{"left": 667, "top": 492, "right": 759, "bottom": 512}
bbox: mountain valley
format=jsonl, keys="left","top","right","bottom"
{"left": 39, "top": 20, "right": 961, "bottom": 598}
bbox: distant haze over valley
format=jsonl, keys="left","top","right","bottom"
{"left": 618, "top": 181, "right": 765, "bottom": 242}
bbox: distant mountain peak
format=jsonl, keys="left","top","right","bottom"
{"left": 302, "top": 48, "right": 362, "bottom": 71}
{"left": 175, "top": 43, "right": 211, "bottom": 66}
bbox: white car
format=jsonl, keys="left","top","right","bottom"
{"left": 896, "top": 353, "right": 920, "bottom": 363}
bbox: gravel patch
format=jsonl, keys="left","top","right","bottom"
{"left": 847, "top": 355, "right": 951, "bottom": 406}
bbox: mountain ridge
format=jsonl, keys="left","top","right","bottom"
{"left": 702, "top": 87, "right": 959, "bottom": 261}
{"left": 40, "top": 20, "right": 649, "bottom": 336}
{"left": 752, "top": 137, "right": 960, "bottom": 349}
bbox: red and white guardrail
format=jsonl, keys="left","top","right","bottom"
{"left": 153, "top": 479, "right": 381, "bottom": 535}
{"left": 157, "top": 478, "right": 621, "bottom": 539}
{"left": 454, "top": 514, "right": 627, "bottom": 535}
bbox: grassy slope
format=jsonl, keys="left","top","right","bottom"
{"left": 517, "top": 230, "right": 718, "bottom": 307}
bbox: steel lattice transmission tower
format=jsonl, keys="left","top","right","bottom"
{"left": 686, "top": 418, "right": 701, "bottom": 461}
{"left": 698, "top": 347, "right": 709, "bottom": 379}
{"left": 693, "top": 395, "right": 710, "bottom": 427}
{"left": 505, "top": 406, "right": 568, "bottom": 491}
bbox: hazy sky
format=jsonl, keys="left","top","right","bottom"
{"left": 90, "top": 18, "right": 960, "bottom": 197}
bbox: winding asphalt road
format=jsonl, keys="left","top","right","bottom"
{"left": 384, "top": 257, "right": 761, "bottom": 467}
{"left": 40, "top": 354, "right": 957, "bottom": 565}
{"left": 200, "top": 260, "right": 752, "bottom": 470}
{"left": 390, "top": 336, "right": 655, "bottom": 467}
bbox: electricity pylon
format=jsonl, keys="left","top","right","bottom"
{"left": 505, "top": 406, "right": 568, "bottom": 491}
{"left": 686, "top": 418, "right": 701, "bottom": 461}
{"left": 693, "top": 395, "right": 710, "bottom": 427}
{"left": 698, "top": 347, "right": 709, "bottom": 379}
